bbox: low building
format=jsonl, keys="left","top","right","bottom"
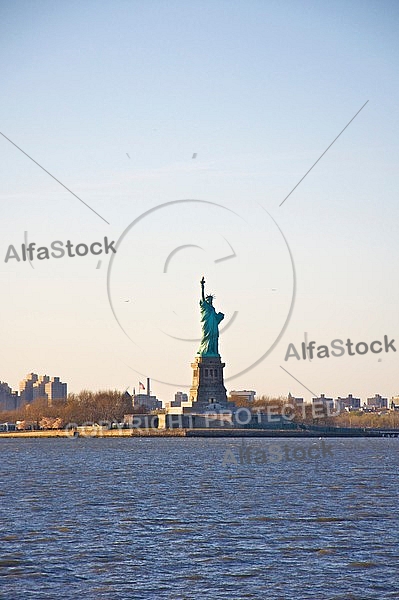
{"left": 170, "top": 391, "right": 188, "bottom": 407}
{"left": 123, "top": 414, "right": 159, "bottom": 428}
{"left": 390, "top": 397, "right": 399, "bottom": 411}
{"left": 132, "top": 378, "right": 162, "bottom": 411}
{"left": 0, "top": 422, "right": 17, "bottom": 432}
{"left": 132, "top": 394, "right": 162, "bottom": 411}
{"left": 229, "top": 390, "right": 256, "bottom": 403}
{"left": 287, "top": 392, "right": 304, "bottom": 405}
{"left": 312, "top": 393, "right": 333, "bottom": 405}
{"left": 312, "top": 394, "right": 335, "bottom": 413}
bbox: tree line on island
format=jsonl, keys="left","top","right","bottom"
{"left": 0, "top": 390, "right": 142, "bottom": 429}
{"left": 0, "top": 391, "right": 398, "bottom": 429}
{"left": 233, "top": 395, "right": 399, "bottom": 429}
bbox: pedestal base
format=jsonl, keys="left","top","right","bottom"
{"left": 189, "top": 355, "right": 228, "bottom": 411}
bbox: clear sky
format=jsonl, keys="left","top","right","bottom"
{"left": 1, "top": 0, "right": 398, "bottom": 403}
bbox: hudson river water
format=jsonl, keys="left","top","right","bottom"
{"left": 0, "top": 437, "right": 398, "bottom": 599}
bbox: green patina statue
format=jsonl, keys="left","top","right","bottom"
{"left": 197, "top": 276, "right": 224, "bottom": 356}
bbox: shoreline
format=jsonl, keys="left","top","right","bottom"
{"left": 1, "top": 428, "right": 399, "bottom": 439}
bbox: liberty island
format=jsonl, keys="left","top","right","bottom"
{"left": 3, "top": 277, "right": 399, "bottom": 436}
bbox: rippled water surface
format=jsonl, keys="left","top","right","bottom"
{"left": 0, "top": 437, "right": 398, "bottom": 599}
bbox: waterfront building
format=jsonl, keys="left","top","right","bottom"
{"left": 0, "top": 422, "right": 17, "bottom": 432}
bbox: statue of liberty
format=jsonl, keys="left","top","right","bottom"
{"left": 197, "top": 276, "right": 224, "bottom": 356}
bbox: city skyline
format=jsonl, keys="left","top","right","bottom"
{"left": 1, "top": 367, "right": 398, "bottom": 414}
{"left": 0, "top": 372, "right": 68, "bottom": 411}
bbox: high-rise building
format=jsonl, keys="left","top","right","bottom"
{"left": 366, "top": 394, "right": 388, "bottom": 409}
{"left": 19, "top": 373, "right": 67, "bottom": 405}
{"left": 336, "top": 394, "right": 361, "bottom": 411}
{"left": 0, "top": 382, "right": 19, "bottom": 412}
{"left": 19, "top": 373, "right": 39, "bottom": 404}
{"left": 45, "top": 377, "right": 68, "bottom": 405}
{"left": 33, "top": 375, "right": 50, "bottom": 400}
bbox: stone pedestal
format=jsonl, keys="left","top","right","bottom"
{"left": 189, "top": 355, "right": 228, "bottom": 411}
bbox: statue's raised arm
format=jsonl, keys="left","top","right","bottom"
{"left": 200, "top": 276, "right": 206, "bottom": 302}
